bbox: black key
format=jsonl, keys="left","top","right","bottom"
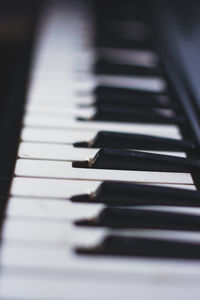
{"left": 95, "top": 85, "right": 166, "bottom": 98}
{"left": 76, "top": 235, "right": 200, "bottom": 260}
{"left": 71, "top": 181, "right": 200, "bottom": 207}
{"left": 94, "top": 97, "right": 172, "bottom": 110}
{"left": 74, "top": 131, "right": 195, "bottom": 151}
{"left": 72, "top": 148, "right": 200, "bottom": 173}
{"left": 77, "top": 105, "right": 184, "bottom": 124}
{"left": 75, "top": 207, "right": 200, "bottom": 231}
{"left": 96, "top": 36, "right": 153, "bottom": 50}
{"left": 94, "top": 86, "right": 174, "bottom": 108}
{"left": 95, "top": 57, "right": 162, "bottom": 77}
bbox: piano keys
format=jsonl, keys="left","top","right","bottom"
{"left": 1, "top": 0, "right": 200, "bottom": 299}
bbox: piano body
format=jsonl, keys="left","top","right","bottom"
{"left": 1, "top": 0, "right": 200, "bottom": 299}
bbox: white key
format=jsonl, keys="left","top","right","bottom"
{"left": 6, "top": 197, "right": 103, "bottom": 220}
{"left": 18, "top": 142, "right": 97, "bottom": 161}
{"left": 27, "top": 80, "right": 94, "bottom": 100}
{"left": 11, "top": 177, "right": 100, "bottom": 198}
{"left": 21, "top": 127, "right": 182, "bottom": 143}
{"left": 11, "top": 177, "right": 196, "bottom": 199}
{"left": 1, "top": 218, "right": 101, "bottom": 244}
{"left": 4, "top": 217, "right": 200, "bottom": 246}
{"left": 1, "top": 272, "right": 200, "bottom": 300}
{"left": 14, "top": 159, "right": 194, "bottom": 184}
{"left": 26, "top": 103, "right": 174, "bottom": 118}
{"left": 25, "top": 106, "right": 96, "bottom": 118}
{"left": 27, "top": 76, "right": 165, "bottom": 101}
{"left": 26, "top": 102, "right": 93, "bottom": 113}
{"left": 21, "top": 128, "right": 96, "bottom": 144}
{"left": 6, "top": 196, "right": 200, "bottom": 221}
{"left": 18, "top": 142, "right": 187, "bottom": 161}
{"left": 23, "top": 115, "right": 182, "bottom": 139}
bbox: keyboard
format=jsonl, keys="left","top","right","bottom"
{"left": 1, "top": 0, "right": 200, "bottom": 299}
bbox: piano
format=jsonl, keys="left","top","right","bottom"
{"left": 1, "top": 0, "right": 200, "bottom": 299}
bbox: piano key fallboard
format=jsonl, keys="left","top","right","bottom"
{"left": 1, "top": 0, "right": 200, "bottom": 299}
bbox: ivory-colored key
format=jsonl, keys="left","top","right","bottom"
{"left": 6, "top": 196, "right": 200, "bottom": 220}
{"left": 21, "top": 127, "right": 182, "bottom": 143}
{"left": 1, "top": 270, "right": 200, "bottom": 300}
{"left": 26, "top": 106, "right": 96, "bottom": 117}
{"left": 23, "top": 115, "right": 182, "bottom": 139}
{"left": 27, "top": 76, "right": 165, "bottom": 101}
{"left": 14, "top": 159, "right": 194, "bottom": 185}
{"left": 26, "top": 101, "right": 93, "bottom": 113}
{"left": 21, "top": 128, "right": 97, "bottom": 144}
{"left": 5, "top": 217, "right": 158, "bottom": 252}
{"left": 11, "top": 178, "right": 101, "bottom": 198}
{"left": 1, "top": 218, "right": 102, "bottom": 245}
{"left": 10, "top": 177, "right": 196, "bottom": 200}
{"left": 18, "top": 142, "right": 187, "bottom": 161}
{"left": 6, "top": 197, "right": 103, "bottom": 220}
{"left": 4, "top": 217, "right": 200, "bottom": 246}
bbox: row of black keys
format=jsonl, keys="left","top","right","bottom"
{"left": 72, "top": 183, "right": 200, "bottom": 260}
{"left": 73, "top": 3, "right": 199, "bottom": 172}
{"left": 72, "top": 1, "right": 200, "bottom": 260}
{"left": 81, "top": 87, "right": 185, "bottom": 124}
{"left": 82, "top": 1, "right": 186, "bottom": 125}
{"left": 72, "top": 182, "right": 200, "bottom": 259}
